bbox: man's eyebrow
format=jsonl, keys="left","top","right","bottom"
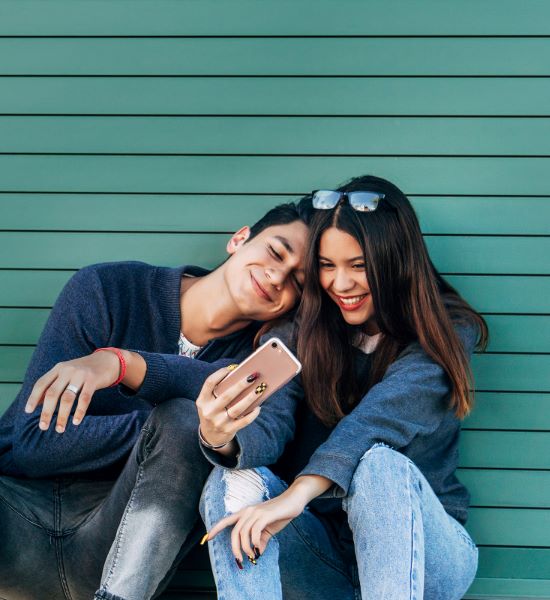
{"left": 274, "top": 235, "right": 294, "bottom": 254}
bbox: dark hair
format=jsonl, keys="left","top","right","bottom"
{"left": 297, "top": 175, "right": 488, "bottom": 426}
{"left": 248, "top": 201, "right": 314, "bottom": 241}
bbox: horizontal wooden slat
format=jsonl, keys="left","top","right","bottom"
{"left": 472, "top": 354, "right": 550, "bottom": 392}
{"left": 0, "top": 0, "right": 547, "bottom": 35}
{"left": 447, "top": 275, "right": 550, "bottom": 314}
{"left": 0, "top": 271, "right": 546, "bottom": 314}
{"left": 2, "top": 194, "right": 549, "bottom": 236}
{"left": 460, "top": 431, "right": 550, "bottom": 469}
{"left": 1, "top": 232, "right": 547, "bottom": 275}
{"left": 4, "top": 117, "right": 550, "bottom": 157}
{"left": 1, "top": 311, "right": 546, "bottom": 353}
{"left": 2, "top": 38, "right": 549, "bottom": 75}
{"left": 466, "top": 577, "right": 550, "bottom": 598}
{"left": 465, "top": 393, "right": 550, "bottom": 431}
{"left": 477, "top": 547, "right": 550, "bottom": 580}
{"left": 2, "top": 156, "right": 550, "bottom": 196}
{"left": 2, "top": 77, "right": 550, "bottom": 116}
{"left": 468, "top": 508, "right": 550, "bottom": 547}
{"left": 460, "top": 469, "right": 550, "bottom": 508}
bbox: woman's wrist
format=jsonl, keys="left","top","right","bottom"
{"left": 286, "top": 474, "right": 334, "bottom": 507}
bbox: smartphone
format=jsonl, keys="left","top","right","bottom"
{"left": 213, "top": 337, "right": 301, "bottom": 417}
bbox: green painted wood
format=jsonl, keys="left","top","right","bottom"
{"left": 5, "top": 117, "right": 550, "bottom": 157}
{"left": 2, "top": 38, "right": 550, "bottom": 76}
{"left": 466, "top": 578, "right": 550, "bottom": 598}
{"left": 2, "top": 194, "right": 549, "bottom": 236}
{"left": 446, "top": 276, "right": 550, "bottom": 314}
{"left": 3, "top": 77, "right": 550, "bottom": 116}
{"left": 477, "top": 547, "right": 550, "bottom": 580}
{"left": 460, "top": 431, "right": 550, "bottom": 469}
{"left": 468, "top": 508, "right": 550, "bottom": 547}
{"left": 2, "top": 156, "right": 550, "bottom": 196}
{"left": 0, "top": 232, "right": 547, "bottom": 275}
{"left": 0, "top": 0, "right": 548, "bottom": 35}
{"left": 472, "top": 354, "right": 550, "bottom": 392}
{"left": 460, "top": 469, "right": 550, "bottom": 508}
{"left": 464, "top": 393, "right": 550, "bottom": 431}
{"left": 1, "top": 271, "right": 547, "bottom": 315}
{"left": 1, "top": 310, "right": 546, "bottom": 353}
{"left": 0, "top": 270, "right": 73, "bottom": 307}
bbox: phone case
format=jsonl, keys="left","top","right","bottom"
{"left": 213, "top": 337, "right": 301, "bottom": 417}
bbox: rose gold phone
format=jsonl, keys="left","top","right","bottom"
{"left": 213, "top": 337, "right": 301, "bottom": 416}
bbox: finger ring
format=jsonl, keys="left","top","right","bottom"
{"left": 65, "top": 384, "right": 80, "bottom": 395}
{"left": 225, "top": 406, "right": 237, "bottom": 421}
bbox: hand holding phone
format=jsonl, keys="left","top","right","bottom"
{"left": 214, "top": 337, "right": 301, "bottom": 418}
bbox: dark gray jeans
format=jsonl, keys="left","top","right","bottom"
{"left": 0, "top": 397, "right": 212, "bottom": 600}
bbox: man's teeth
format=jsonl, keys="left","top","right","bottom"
{"left": 340, "top": 294, "right": 367, "bottom": 305}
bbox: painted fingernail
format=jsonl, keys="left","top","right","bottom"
{"left": 227, "top": 364, "right": 239, "bottom": 371}
{"left": 199, "top": 533, "right": 209, "bottom": 546}
{"left": 235, "top": 558, "right": 244, "bottom": 570}
{"left": 55, "top": 425, "right": 65, "bottom": 434}
{"left": 254, "top": 546, "right": 261, "bottom": 559}
{"left": 248, "top": 555, "right": 257, "bottom": 565}
{"left": 39, "top": 421, "right": 48, "bottom": 431}
{"left": 246, "top": 372, "right": 259, "bottom": 383}
{"left": 255, "top": 382, "right": 267, "bottom": 395}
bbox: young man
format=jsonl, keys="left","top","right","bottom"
{"left": 0, "top": 201, "right": 311, "bottom": 600}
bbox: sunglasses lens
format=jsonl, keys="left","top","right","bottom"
{"left": 312, "top": 190, "right": 342, "bottom": 210}
{"left": 349, "top": 192, "right": 384, "bottom": 212}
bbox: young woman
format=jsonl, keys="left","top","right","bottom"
{"left": 199, "top": 175, "right": 488, "bottom": 600}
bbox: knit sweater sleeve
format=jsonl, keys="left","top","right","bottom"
{"left": 11, "top": 265, "right": 148, "bottom": 478}
{"left": 297, "top": 322, "right": 478, "bottom": 497}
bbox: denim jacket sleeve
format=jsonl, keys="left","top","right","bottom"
{"left": 297, "top": 322, "right": 478, "bottom": 497}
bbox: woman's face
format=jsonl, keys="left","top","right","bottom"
{"left": 318, "top": 227, "right": 379, "bottom": 333}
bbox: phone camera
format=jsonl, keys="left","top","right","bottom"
{"left": 271, "top": 342, "right": 278, "bottom": 348}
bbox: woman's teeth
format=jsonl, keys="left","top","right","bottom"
{"left": 339, "top": 294, "right": 367, "bottom": 305}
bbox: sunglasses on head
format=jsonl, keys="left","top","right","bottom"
{"left": 312, "top": 190, "right": 385, "bottom": 212}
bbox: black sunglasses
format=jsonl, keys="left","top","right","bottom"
{"left": 312, "top": 190, "right": 385, "bottom": 212}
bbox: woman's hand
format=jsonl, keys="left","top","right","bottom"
{"left": 24, "top": 350, "right": 123, "bottom": 433}
{"left": 206, "top": 489, "right": 307, "bottom": 565}
{"left": 204, "top": 475, "right": 333, "bottom": 564}
{"left": 196, "top": 366, "right": 266, "bottom": 453}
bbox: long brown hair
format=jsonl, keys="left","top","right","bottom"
{"left": 297, "top": 175, "right": 488, "bottom": 427}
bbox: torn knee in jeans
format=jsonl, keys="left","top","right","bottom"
{"left": 223, "top": 469, "right": 268, "bottom": 514}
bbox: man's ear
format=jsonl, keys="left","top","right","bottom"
{"left": 226, "top": 226, "right": 251, "bottom": 255}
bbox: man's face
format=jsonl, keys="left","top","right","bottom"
{"left": 223, "top": 220, "right": 308, "bottom": 321}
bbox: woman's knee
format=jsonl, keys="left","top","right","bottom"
{"left": 199, "top": 466, "right": 286, "bottom": 524}
{"left": 349, "top": 443, "right": 411, "bottom": 497}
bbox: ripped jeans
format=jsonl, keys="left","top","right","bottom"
{"left": 199, "top": 444, "right": 478, "bottom": 600}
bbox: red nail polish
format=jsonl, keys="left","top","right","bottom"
{"left": 235, "top": 557, "right": 244, "bottom": 570}
{"left": 246, "top": 372, "right": 259, "bottom": 383}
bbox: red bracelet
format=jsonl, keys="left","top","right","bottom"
{"left": 93, "top": 347, "right": 127, "bottom": 387}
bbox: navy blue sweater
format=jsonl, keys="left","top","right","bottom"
{"left": 0, "top": 261, "right": 296, "bottom": 479}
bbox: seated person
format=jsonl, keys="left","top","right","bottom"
{"left": 0, "top": 201, "right": 311, "bottom": 600}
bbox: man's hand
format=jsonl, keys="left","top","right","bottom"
{"left": 24, "top": 350, "right": 122, "bottom": 433}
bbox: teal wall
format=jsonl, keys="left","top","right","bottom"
{"left": 0, "top": 2, "right": 549, "bottom": 596}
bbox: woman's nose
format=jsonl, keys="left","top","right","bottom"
{"left": 332, "top": 269, "right": 355, "bottom": 292}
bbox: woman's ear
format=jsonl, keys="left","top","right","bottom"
{"left": 226, "top": 226, "right": 251, "bottom": 254}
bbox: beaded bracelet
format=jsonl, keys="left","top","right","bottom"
{"left": 93, "top": 347, "right": 127, "bottom": 387}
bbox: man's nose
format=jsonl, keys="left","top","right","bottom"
{"left": 265, "top": 267, "right": 284, "bottom": 289}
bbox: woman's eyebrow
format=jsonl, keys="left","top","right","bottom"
{"left": 318, "top": 255, "right": 364, "bottom": 262}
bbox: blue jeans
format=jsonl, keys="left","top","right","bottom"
{"left": 200, "top": 444, "right": 478, "bottom": 600}
{"left": 0, "top": 397, "right": 210, "bottom": 600}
